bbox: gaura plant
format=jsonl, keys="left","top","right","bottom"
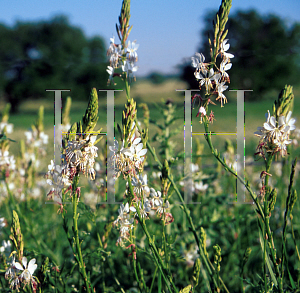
{"left": 1, "top": 0, "right": 299, "bottom": 292}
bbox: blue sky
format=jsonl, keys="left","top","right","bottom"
{"left": 1, "top": 0, "right": 300, "bottom": 77}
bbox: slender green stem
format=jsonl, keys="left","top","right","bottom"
{"left": 72, "top": 176, "right": 91, "bottom": 293}
{"left": 127, "top": 177, "right": 178, "bottom": 292}
{"left": 264, "top": 153, "right": 273, "bottom": 187}
{"left": 134, "top": 117, "right": 225, "bottom": 293}
{"left": 131, "top": 225, "right": 140, "bottom": 287}
{"left": 150, "top": 266, "right": 158, "bottom": 293}
{"left": 203, "top": 122, "right": 284, "bottom": 292}
{"left": 264, "top": 191, "right": 268, "bottom": 292}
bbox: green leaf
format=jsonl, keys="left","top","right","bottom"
{"left": 258, "top": 228, "right": 278, "bottom": 288}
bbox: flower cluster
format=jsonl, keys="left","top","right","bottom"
{"left": 24, "top": 128, "right": 48, "bottom": 148}
{"left": 108, "top": 135, "right": 147, "bottom": 179}
{"left": 5, "top": 256, "right": 38, "bottom": 291}
{"left": 113, "top": 175, "right": 173, "bottom": 247}
{"left": 106, "top": 36, "right": 139, "bottom": 84}
{"left": 46, "top": 134, "right": 98, "bottom": 205}
{"left": 191, "top": 39, "right": 234, "bottom": 120}
{"left": 109, "top": 125, "right": 173, "bottom": 247}
{"left": 0, "top": 149, "right": 16, "bottom": 172}
{"left": 254, "top": 110, "right": 296, "bottom": 157}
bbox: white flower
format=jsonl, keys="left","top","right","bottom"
{"left": 220, "top": 59, "right": 232, "bottom": 79}
{"left": 118, "top": 203, "right": 130, "bottom": 218}
{"left": 220, "top": 39, "right": 234, "bottom": 60}
{"left": 14, "top": 257, "right": 38, "bottom": 287}
{"left": 0, "top": 217, "right": 6, "bottom": 229}
{"left": 254, "top": 110, "right": 272, "bottom": 138}
{"left": 216, "top": 81, "right": 228, "bottom": 107}
{"left": 119, "top": 217, "right": 134, "bottom": 237}
{"left": 283, "top": 111, "right": 296, "bottom": 133}
{"left": 199, "top": 106, "right": 206, "bottom": 116}
{"left": 107, "top": 36, "right": 123, "bottom": 68}
{"left": 107, "top": 65, "right": 115, "bottom": 83}
{"left": 149, "top": 188, "right": 163, "bottom": 207}
{"left": 263, "top": 114, "right": 285, "bottom": 141}
{"left": 39, "top": 131, "right": 48, "bottom": 145}
{"left": 0, "top": 240, "right": 11, "bottom": 257}
{"left": 122, "top": 61, "right": 138, "bottom": 81}
{"left": 24, "top": 130, "right": 33, "bottom": 143}
{"left": 195, "top": 181, "right": 208, "bottom": 192}
{"left": 0, "top": 122, "right": 13, "bottom": 133}
{"left": 195, "top": 68, "right": 220, "bottom": 94}
{"left": 130, "top": 200, "right": 151, "bottom": 218}
{"left": 156, "top": 200, "right": 170, "bottom": 215}
{"left": 191, "top": 53, "right": 205, "bottom": 71}
{"left": 274, "top": 134, "right": 292, "bottom": 156}
{"left": 123, "top": 137, "right": 147, "bottom": 168}
{"left": 130, "top": 174, "right": 149, "bottom": 196}
{"left": 5, "top": 256, "right": 19, "bottom": 288}
{"left": 126, "top": 40, "right": 139, "bottom": 62}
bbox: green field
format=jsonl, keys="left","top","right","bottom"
{"left": 0, "top": 78, "right": 300, "bottom": 292}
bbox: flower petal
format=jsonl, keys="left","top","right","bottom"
{"left": 28, "top": 258, "right": 37, "bottom": 275}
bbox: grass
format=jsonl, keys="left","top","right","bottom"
{"left": 1, "top": 78, "right": 300, "bottom": 292}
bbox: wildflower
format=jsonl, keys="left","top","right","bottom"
{"left": 216, "top": 81, "right": 228, "bottom": 107}
{"left": 156, "top": 200, "right": 170, "bottom": 215}
{"left": 263, "top": 114, "right": 285, "bottom": 141}
{"left": 66, "top": 140, "right": 84, "bottom": 167}
{"left": 130, "top": 174, "right": 150, "bottom": 196}
{"left": 274, "top": 134, "right": 292, "bottom": 156}
{"left": 107, "top": 36, "right": 123, "bottom": 68}
{"left": 254, "top": 110, "right": 296, "bottom": 157}
{"left": 195, "top": 181, "right": 208, "bottom": 192}
{"left": 130, "top": 200, "right": 151, "bottom": 219}
{"left": 5, "top": 256, "right": 20, "bottom": 290}
{"left": 126, "top": 40, "right": 139, "bottom": 62}
{"left": 149, "top": 188, "right": 163, "bottom": 208}
{"left": 14, "top": 257, "right": 38, "bottom": 289}
{"left": 195, "top": 68, "right": 220, "bottom": 94}
{"left": 106, "top": 66, "right": 115, "bottom": 83}
{"left": 191, "top": 53, "right": 206, "bottom": 71}
{"left": 283, "top": 111, "right": 296, "bottom": 133}
{"left": 122, "top": 61, "right": 138, "bottom": 82}
{"left": 123, "top": 137, "right": 147, "bottom": 169}
{"left": 219, "top": 59, "right": 232, "bottom": 81}
{"left": 119, "top": 217, "right": 134, "bottom": 238}
{"left": 219, "top": 39, "right": 234, "bottom": 60}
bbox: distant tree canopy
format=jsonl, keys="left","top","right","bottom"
{"left": 180, "top": 10, "right": 300, "bottom": 100}
{"left": 0, "top": 15, "right": 108, "bottom": 112}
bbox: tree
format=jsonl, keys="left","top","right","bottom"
{"left": 180, "top": 10, "right": 300, "bottom": 100}
{"left": 0, "top": 15, "right": 108, "bottom": 112}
